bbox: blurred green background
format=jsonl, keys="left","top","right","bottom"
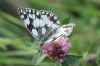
{"left": 0, "top": 0, "right": 100, "bottom": 66}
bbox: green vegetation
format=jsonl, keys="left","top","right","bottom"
{"left": 0, "top": 0, "right": 100, "bottom": 66}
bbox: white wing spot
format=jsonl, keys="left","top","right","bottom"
{"left": 39, "top": 19, "right": 45, "bottom": 27}
{"left": 32, "top": 29, "right": 38, "bottom": 37}
{"left": 20, "top": 9, "right": 23, "bottom": 13}
{"left": 33, "top": 18, "right": 40, "bottom": 27}
{"left": 32, "top": 14, "right": 35, "bottom": 19}
{"left": 57, "top": 21, "right": 59, "bottom": 24}
{"left": 50, "top": 13, "right": 54, "bottom": 17}
{"left": 36, "top": 11, "right": 39, "bottom": 15}
{"left": 29, "top": 9, "right": 31, "bottom": 12}
{"left": 29, "top": 14, "right": 32, "bottom": 18}
{"left": 26, "top": 9, "right": 28, "bottom": 12}
{"left": 32, "top": 9, "right": 35, "bottom": 13}
{"left": 52, "top": 24, "right": 57, "bottom": 28}
{"left": 24, "top": 18, "right": 30, "bottom": 25}
{"left": 23, "top": 12, "right": 26, "bottom": 14}
{"left": 54, "top": 16, "right": 57, "bottom": 20}
{"left": 21, "top": 15, "right": 24, "bottom": 19}
{"left": 41, "top": 11, "right": 45, "bottom": 14}
{"left": 46, "top": 12, "right": 49, "bottom": 14}
{"left": 41, "top": 15, "right": 48, "bottom": 24}
{"left": 42, "top": 28, "right": 46, "bottom": 34}
{"left": 47, "top": 21, "right": 53, "bottom": 27}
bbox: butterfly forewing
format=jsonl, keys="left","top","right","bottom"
{"left": 18, "top": 8, "right": 60, "bottom": 41}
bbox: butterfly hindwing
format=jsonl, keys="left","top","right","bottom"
{"left": 59, "top": 23, "right": 75, "bottom": 37}
{"left": 18, "top": 8, "right": 60, "bottom": 41}
{"left": 44, "top": 23, "right": 75, "bottom": 43}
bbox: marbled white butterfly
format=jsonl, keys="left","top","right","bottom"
{"left": 17, "top": 8, "right": 75, "bottom": 46}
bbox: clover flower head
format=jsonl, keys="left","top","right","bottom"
{"left": 41, "top": 37, "right": 71, "bottom": 62}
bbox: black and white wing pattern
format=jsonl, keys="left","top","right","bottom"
{"left": 45, "top": 23, "right": 75, "bottom": 43}
{"left": 18, "top": 8, "right": 60, "bottom": 41}
{"left": 57, "top": 23, "right": 75, "bottom": 37}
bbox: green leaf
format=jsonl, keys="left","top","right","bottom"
{"left": 54, "top": 62, "right": 62, "bottom": 66}
{"left": 0, "top": 58, "right": 32, "bottom": 65}
{"left": 32, "top": 51, "right": 46, "bottom": 65}
{"left": 61, "top": 17, "right": 70, "bottom": 25}
{"left": 97, "top": 46, "right": 100, "bottom": 65}
{"left": 0, "top": 11, "right": 23, "bottom": 27}
{"left": 62, "top": 55, "right": 82, "bottom": 66}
